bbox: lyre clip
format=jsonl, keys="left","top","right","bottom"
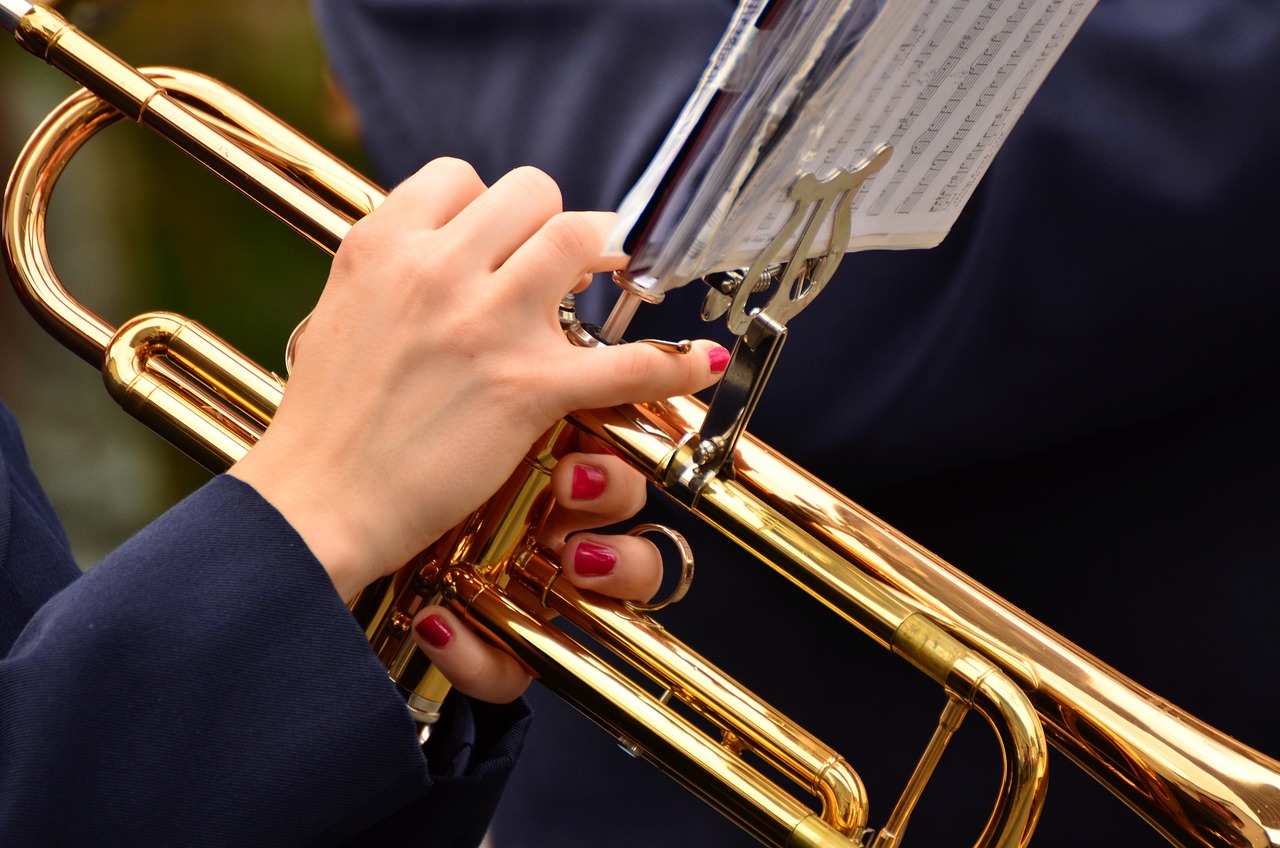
{"left": 662, "top": 146, "right": 893, "bottom": 501}
{"left": 701, "top": 144, "right": 892, "bottom": 336}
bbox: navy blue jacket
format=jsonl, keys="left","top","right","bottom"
{"left": 312, "top": 1, "right": 1280, "bottom": 845}
{"left": 0, "top": 401, "right": 528, "bottom": 846}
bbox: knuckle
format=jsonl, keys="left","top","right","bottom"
{"left": 422, "top": 156, "right": 483, "bottom": 188}
{"left": 609, "top": 464, "right": 648, "bottom": 518}
{"left": 340, "top": 214, "right": 382, "bottom": 252}
{"left": 621, "top": 348, "right": 665, "bottom": 392}
{"left": 538, "top": 213, "right": 598, "bottom": 265}
{"left": 413, "top": 230, "right": 461, "bottom": 278}
{"left": 504, "top": 165, "right": 562, "bottom": 210}
{"left": 334, "top": 216, "right": 393, "bottom": 271}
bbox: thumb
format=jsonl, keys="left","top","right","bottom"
{"left": 555, "top": 339, "right": 730, "bottom": 412}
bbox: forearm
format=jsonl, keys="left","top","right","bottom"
{"left": 0, "top": 476, "right": 428, "bottom": 845}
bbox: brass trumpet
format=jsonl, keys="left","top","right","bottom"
{"left": 4, "top": 4, "right": 1278, "bottom": 847}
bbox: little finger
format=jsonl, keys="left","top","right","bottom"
{"left": 412, "top": 606, "right": 531, "bottom": 703}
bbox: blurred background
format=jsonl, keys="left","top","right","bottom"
{"left": 0, "top": 0, "right": 368, "bottom": 565}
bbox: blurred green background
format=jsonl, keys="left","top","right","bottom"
{"left": 0, "top": 0, "right": 370, "bottom": 565}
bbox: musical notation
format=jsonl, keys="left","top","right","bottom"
{"left": 609, "top": 0, "right": 1097, "bottom": 300}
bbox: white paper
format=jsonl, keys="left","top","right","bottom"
{"left": 612, "top": 0, "right": 1098, "bottom": 296}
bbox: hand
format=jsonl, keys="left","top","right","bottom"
{"left": 229, "top": 158, "right": 727, "bottom": 601}
{"left": 411, "top": 442, "right": 664, "bottom": 703}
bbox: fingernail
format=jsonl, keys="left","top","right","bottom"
{"left": 708, "top": 346, "right": 731, "bottom": 374}
{"left": 572, "top": 464, "right": 607, "bottom": 500}
{"left": 416, "top": 614, "right": 452, "bottom": 648}
{"left": 574, "top": 541, "right": 617, "bottom": 576}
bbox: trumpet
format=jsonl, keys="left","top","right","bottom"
{"left": 4, "top": 4, "right": 1279, "bottom": 847}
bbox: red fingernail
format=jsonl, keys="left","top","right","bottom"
{"left": 574, "top": 541, "right": 617, "bottom": 576}
{"left": 572, "top": 464, "right": 607, "bottom": 500}
{"left": 708, "top": 346, "right": 731, "bottom": 374}
{"left": 416, "top": 614, "right": 452, "bottom": 648}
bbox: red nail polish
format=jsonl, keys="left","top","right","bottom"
{"left": 708, "top": 346, "right": 731, "bottom": 374}
{"left": 416, "top": 614, "right": 452, "bottom": 648}
{"left": 574, "top": 541, "right": 617, "bottom": 576}
{"left": 572, "top": 464, "right": 607, "bottom": 500}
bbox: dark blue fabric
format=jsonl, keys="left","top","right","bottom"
{"left": 312, "top": 1, "right": 1280, "bottom": 845}
{"left": 0, "top": 405, "right": 80, "bottom": 651}
{"left": 0, "top": 401, "right": 528, "bottom": 846}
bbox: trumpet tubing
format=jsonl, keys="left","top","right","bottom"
{"left": 4, "top": 5, "right": 1279, "bottom": 847}
{"left": 576, "top": 398, "right": 1280, "bottom": 847}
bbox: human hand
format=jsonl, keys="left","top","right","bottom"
{"left": 411, "top": 441, "right": 665, "bottom": 703}
{"left": 229, "top": 158, "right": 726, "bottom": 601}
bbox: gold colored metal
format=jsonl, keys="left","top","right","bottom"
{"left": 634, "top": 338, "right": 694, "bottom": 354}
{"left": 5, "top": 5, "right": 1278, "bottom": 848}
{"left": 870, "top": 696, "right": 972, "bottom": 848}
{"left": 622, "top": 523, "right": 695, "bottom": 612}
{"left": 511, "top": 546, "right": 869, "bottom": 837}
{"left": 574, "top": 398, "right": 1280, "bottom": 848}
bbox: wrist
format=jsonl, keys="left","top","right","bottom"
{"left": 228, "top": 442, "right": 381, "bottom": 603}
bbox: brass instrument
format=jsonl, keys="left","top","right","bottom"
{"left": 3, "top": 4, "right": 1279, "bottom": 847}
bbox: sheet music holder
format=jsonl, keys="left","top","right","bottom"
{"left": 608, "top": 0, "right": 1099, "bottom": 312}
{"left": 604, "top": 0, "right": 1098, "bottom": 489}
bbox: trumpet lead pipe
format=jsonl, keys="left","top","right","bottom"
{"left": 1, "top": 0, "right": 32, "bottom": 32}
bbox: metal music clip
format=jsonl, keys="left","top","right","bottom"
{"left": 702, "top": 144, "right": 893, "bottom": 335}
{"left": 663, "top": 145, "right": 893, "bottom": 501}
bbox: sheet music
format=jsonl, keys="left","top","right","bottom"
{"left": 612, "top": 0, "right": 868, "bottom": 272}
{"left": 610, "top": 0, "right": 1098, "bottom": 297}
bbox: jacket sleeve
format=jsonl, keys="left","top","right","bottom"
{"left": 0, "top": 457, "right": 528, "bottom": 847}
